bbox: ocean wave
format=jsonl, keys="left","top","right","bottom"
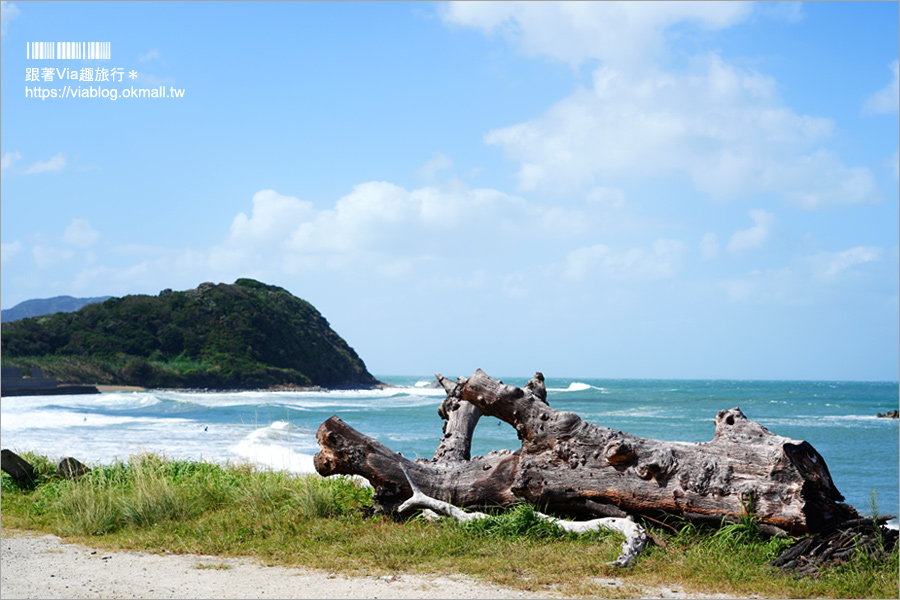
{"left": 228, "top": 421, "right": 318, "bottom": 474}
{"left": 759, "top": 415, "right": 894, "bottom": 428}
{"left": 0, "top": 409, "right": 188, "bottom": 431}
{"left": 547, "top": 382, "right": 606, "bottom": 393}
{"left": 592, "top": 408, "right": 679, "bottom": 419}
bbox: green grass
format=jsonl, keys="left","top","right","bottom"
{"left": 2, "top": 451, "right": 896, "bottom": 599}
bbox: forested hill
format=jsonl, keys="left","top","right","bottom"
{"left": 2, "top": 295, "right": 112, "bottom": 323}
{"left": 1, "top": 279, "right": 380, "bottom": 390}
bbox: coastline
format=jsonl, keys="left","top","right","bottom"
{"left": 91, "top": 382, "right": 395, "bottom": 394}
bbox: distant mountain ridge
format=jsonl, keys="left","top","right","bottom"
{"left": 1, "top": 279, "right": 379, "bottom": 390}
{"left": 2, "top": 295, "right": 112, "bottom": 323}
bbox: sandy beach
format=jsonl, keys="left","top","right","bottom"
{"left": 0, "top": 529, "right": 742, "bottom": 599}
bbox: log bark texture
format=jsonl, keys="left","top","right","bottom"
{"left": 315, "top": 369, "right": 858, "bottom": 534}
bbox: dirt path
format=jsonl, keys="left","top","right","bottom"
{"left": 1, "top": 529, "right": 741, "bottom": 599}
{"left": 0, "top": 530, "right": 546, "bottom": 599}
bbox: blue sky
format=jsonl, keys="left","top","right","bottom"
{"left": 2, "top": 1, "right": 898, "bottom": 381}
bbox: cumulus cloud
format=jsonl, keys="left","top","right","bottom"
{"left": 24, "top": 153, "right": 66, "bottom": 174}
{"left": 32, "top": 245, "right": 74, "bottom": 269}
{"left": 138, "top": 48, "right": 161, "bottom": 62}
{"left": 443, "top": 3, "right": 874, "bottom": 208}
{"left": 586, "top": 186, "right": 626, "bottom": 208}
{"left": 1, "top": 1, "right": 20, "bottom": 37}
{"left": 722, "top": 267, "right": 805, "bottom": 305}
{"left": 563, "top": 238, "right": 685, "bottom": 281}
{"left": 483, "top": 55, "right": 877, "bottom": 207}
{"left": 208, "top": 183, "right": 570, "bottom": 278}
{"left": 700, "top": 232, "right": 720, "bottom": 260}
{"left": 769, "top": 149, "right": 878, "bottom": 209}
{"left": 63, "top": 218, "right": 100, "bottom": 248}
{"left": 229, "top": 189, "right": 316, "bottom": 244}
{"left": 441, "top": 1, "right": 753, "bottom": 68}
{"left": 416, "top": 152, "right": 454, "bottom": 182}
{"left": 726, "top": 209, "right": 776, "bottom": 253}
{"left": 1, "top": 240, "right": 22, "bottom": 266}
{"left": 811, "top": 246, "right": 883, "bottom": 279}
{"left": 280, "top": 181, "right": 530, "bottom": 261}
{"left": 862, "top": 59, "right": 899, "bottom": 116}
{"left": 200, "top": 181, "right": 673, "bottom": 287}
{"left": 1, "top": 150, "right": 21, "bottom": 174}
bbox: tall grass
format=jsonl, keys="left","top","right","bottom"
{"left": 1, "top": 452, "right": 369, "bottom": 537}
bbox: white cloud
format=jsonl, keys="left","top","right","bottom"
{"left": 63, "top": 218, "right": 100, "bottom": 248}
{"left": 207, "top": 183, "right": 554, "bottom": 277}
{"left": 768, "top": 149, "right": 878, "bottom": 209}
{"left": 200, "top": 181, "right": 667, "bottom": 286}
{"left": 726, "top": 209, "right": 776, "bottom": 253}
{"left": 138, "top": 48, "right": 161, "bottom": 62}
{"left": 441, "top": 1, "right": 753, "bottom": 68}
{"left": 32, "top": 245, "right": 74, "bottom": 269}
{"left": 0, "top": 1, "right": 20, "bottom": 37}
{"left": 700, "top": 232, "right": 720, "bottom": 260}
{"left": 756, "top": 1, "right": 804, "bottom": 23}
{"left": 564, "top": 238, "right": 685, "bottom": 281}
{"left": 1, "top": 240, "right": 22, "bottom": 266}
{"left": 229, "top": 189, "right": 316, "bottom": 244}
{"left": 721, "top": 245, "right": 889, "bottom": 306}
{"left": 1, "top": 150, "right": 21, "bottom": 173}
{"left": 722, "top": 267, "right": 807, "bottom": 305}
{"left": 811, "top": 246, "right": 883, "bottom": 280}
{"left": 586, "top": 186, "right": 626, "bottom": 208}
{"left": 416, "top": 152, "right": 454, "bottom": 182}
{"left": 23, "top": 153, "right": 66, "bottom": 174}
{"left": 67, "top": 181, "right": 635, "bottom": 297}
{"left": 281, "top": 181, "right": 530, "bottom": 260}
{"left": 483, "top": 55, "right": 875, "bottom": 207}
{"left": 862, "top": 59, "right": 899, "bottom": 116}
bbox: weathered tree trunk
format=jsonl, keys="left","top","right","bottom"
{"left": 315, "top": 369, "right": 858, "bottom": 534}
{"left": 395, "top": 461, "right": 648, "bottom": 567}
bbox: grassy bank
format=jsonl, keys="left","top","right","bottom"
{"left": 2, "top": 452, "right": 896, "bottom": 599}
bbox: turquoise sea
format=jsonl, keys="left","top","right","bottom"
{"left": 2, "top": 376, "right": 897, "bottom": 520}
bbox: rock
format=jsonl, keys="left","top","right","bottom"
{"left": 876, "top": 409, "right": 899, "bottom": 418}
{"left": 1, "top": 449, "right": 35, "bottom": 485}
{"left": 57, "top": 457, "right": 91, "bottom": 480}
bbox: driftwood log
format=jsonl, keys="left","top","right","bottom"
{"left": 315, "top": 369, "right": 859, "bottom": 534}
{"left": 769, "top": 517, "right": 898, "bottom": 576}
{"left": 396, "top": 461, "right": 648, "bottom": 567}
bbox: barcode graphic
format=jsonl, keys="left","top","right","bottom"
{"left": 27, "top": 42, "right": 110, "bottom": 60}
